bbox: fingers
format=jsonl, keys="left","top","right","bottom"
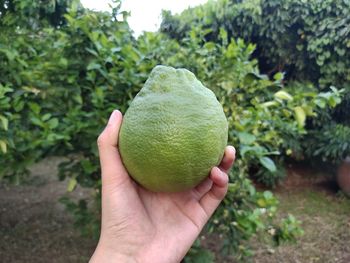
{"left": 199, "top": 146, "right": 235, "bottom": 217}
{"left": 192, "top": 146, "right": 235, "bottom": 200}
{"left": 219, "top": 146, "right": 236, "bottom": 173}
{"left": 199, "top": 167, "right": 229, "bottom": 217}
{"left": 97, "top": 110, "right": 130, "bottom": 188}
{"left": 192, "top": 178, "right": 213, "bottom": 200}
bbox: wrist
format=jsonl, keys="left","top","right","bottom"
{"left": 90, "top": 242, "right": 138, "bottom": 263}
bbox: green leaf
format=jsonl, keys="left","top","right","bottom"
{"left": 186, "top": 247, "right": 215, "bottom": 263}
{"left": 42, "top": 113, "right": 52, "bottom": 121}
{"left": 0, "top": 48, "right": 16, "bottom": 61}
{"left": 274, "top": 90, "right": 293, "bottom": 101}
{"left": 73, "top": 94, "right": 83, "bottom": 104}
{"left": 296, "top": 44, "right": 303, "bottom": 51}
{"left": 314, "top": 98, "right": 326, "bottom": 108}
{"left": 259, "top": 157, "right": 277, "bottom": 172}
{"left": 261, "top": 101, "right": 278, "bottom": 107}
{"left": 0, "top": 140, "right": 7, "bottom": 153}
{"left": 238, "top": 132, "right": 256, "bottom": 145}
{"left": 219, "top": 27, "right": 228, "bottom": 44}
{"left": 273, "top": 72, "right": 284, "bottom": 81}
{"left": 257, "top": 198, "right": 267, "bottom": 207}
{"left": 316, "top": 59, "right": 324, "bottom": 66}
{"left": 22, "top": 86, "right": 41, "bottom": 95}
{"left": 85, "top": 47, "right": 99, "bottom": 56}
{"left": 336, "top": 49, "right": 345, "bottom": 56}
{"left": 30, "top": 116, "right": 44, "bottom": 127}
{"left": 204, "top": 42, "right": 216, "bottom": 51}
{"left": 13, "top": 100, "right": 25, "bottom": 112}
{"left": 59, "top": 58, "right": 68, "bottom": 67}
{"left": 302, "top": 106, "right": 315, "bottom": 116}
{"left": 87, "top": 62, "right": 101, "bottom": 70}
{"left": 294, "top": 106, "right": 306, "bottom": 128}
{"left": 325, "top": 93, "right": 341, "bottom": 108}
{"left": 81, "top": 159, "right": 96, "bottom": 174}
{"left": 263, "top": 191, "right": 273, "bottom": 199}
{"left": 0, "top": 115, "right": 9, "bottom": 131}
{"left": 240, "top": 145, "right": 265, "bottom": 158}
{"left": 28, "top": 102, "right": 41, "bottom": 114}
{"left": 48, "top": 118, "right": 59, "bottom": 129}
{"left": 63, "top": 14, "right": 75, "bottom": 25}
{"left": 67, "top": 178, "right": 77, "bottom": 192}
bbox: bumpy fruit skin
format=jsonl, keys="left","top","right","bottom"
{"left": 119, "top": 65, "right": 228, "bottom": 192}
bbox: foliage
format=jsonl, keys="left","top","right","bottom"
{"left": 184, "top": 239, "right": 215, "bottom": 263}
{"left": 304, "top": 124, "right": 350, "bottom": 164}
{"left": 160, "top": 0, "right": 350, "bottom": 159}
{"left": 272, "top": 214, "right": 304, "bottom": 246}
{"left": 59, "top": 196, "right": 101, "bottom": 239}
{"left": 0, "top": 85, "right": 11, "bottom": 155}
{"left": 0, "top": 0, "right": 342, "bottom": 261}
{"left": 0, "top": 0, "right": 79, "bottom": 28}
{"left": 160, "top": 0, "right": 350, "bottom": 88}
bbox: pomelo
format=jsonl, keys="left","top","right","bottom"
{"left": 119, "top": 65, "right": 228, "bottom": 192}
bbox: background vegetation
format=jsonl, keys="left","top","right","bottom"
{"left": 0, "top": 0, "right": 348, "bottom": 261}
{"left": 160, "top": 0, "right": 350, "bottom": 164}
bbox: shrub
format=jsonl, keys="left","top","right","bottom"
{"left": 160, "top": 0, "right": 350, "bottom": 88}
{"left": 305, "top": 124, "right": 350, "bottom": 164}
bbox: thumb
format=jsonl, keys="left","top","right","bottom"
{"left": 97, "top": 110, "right": 130, "bottom": 189}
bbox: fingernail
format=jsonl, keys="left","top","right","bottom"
{"left": 228, "top": 145, "right": 236, "bottom": 155}
{"left": 215, "top": 167, "right": 224, "bottom": 176}
{"left": 108, "top": 110, "right": 119, "bottom": 125}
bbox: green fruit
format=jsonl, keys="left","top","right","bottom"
{"left": 119, "top": 65, "right": 228, "bottom": 192}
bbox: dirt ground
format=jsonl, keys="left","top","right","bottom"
{"left": 0, "top": 157, "right": 96, "bottom": 263}
{"left": 252, "top": 192, "right": 350, "bottom": 263}
{"left": 251, "top": 165, "right": 350, "bottom": 263}
{"left": 1, "top": 159, "right": 349, "bottom": 262}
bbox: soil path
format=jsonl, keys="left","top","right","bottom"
{"left": 0, "top": 157, "right": 96, "bottom": 263}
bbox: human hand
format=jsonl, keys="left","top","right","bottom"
{"left": 90, "top": 110, "right": 236, "bottom": 263}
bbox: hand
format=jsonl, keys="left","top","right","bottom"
{"left": 90, "top": 110, "right": 236, "bottom": 263}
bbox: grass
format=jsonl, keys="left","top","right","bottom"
{"left": 278, "top": 189, "right": 350, "bottom": 219}
{"left": 253, "top": 188, "right": 350, "bottom": 263}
